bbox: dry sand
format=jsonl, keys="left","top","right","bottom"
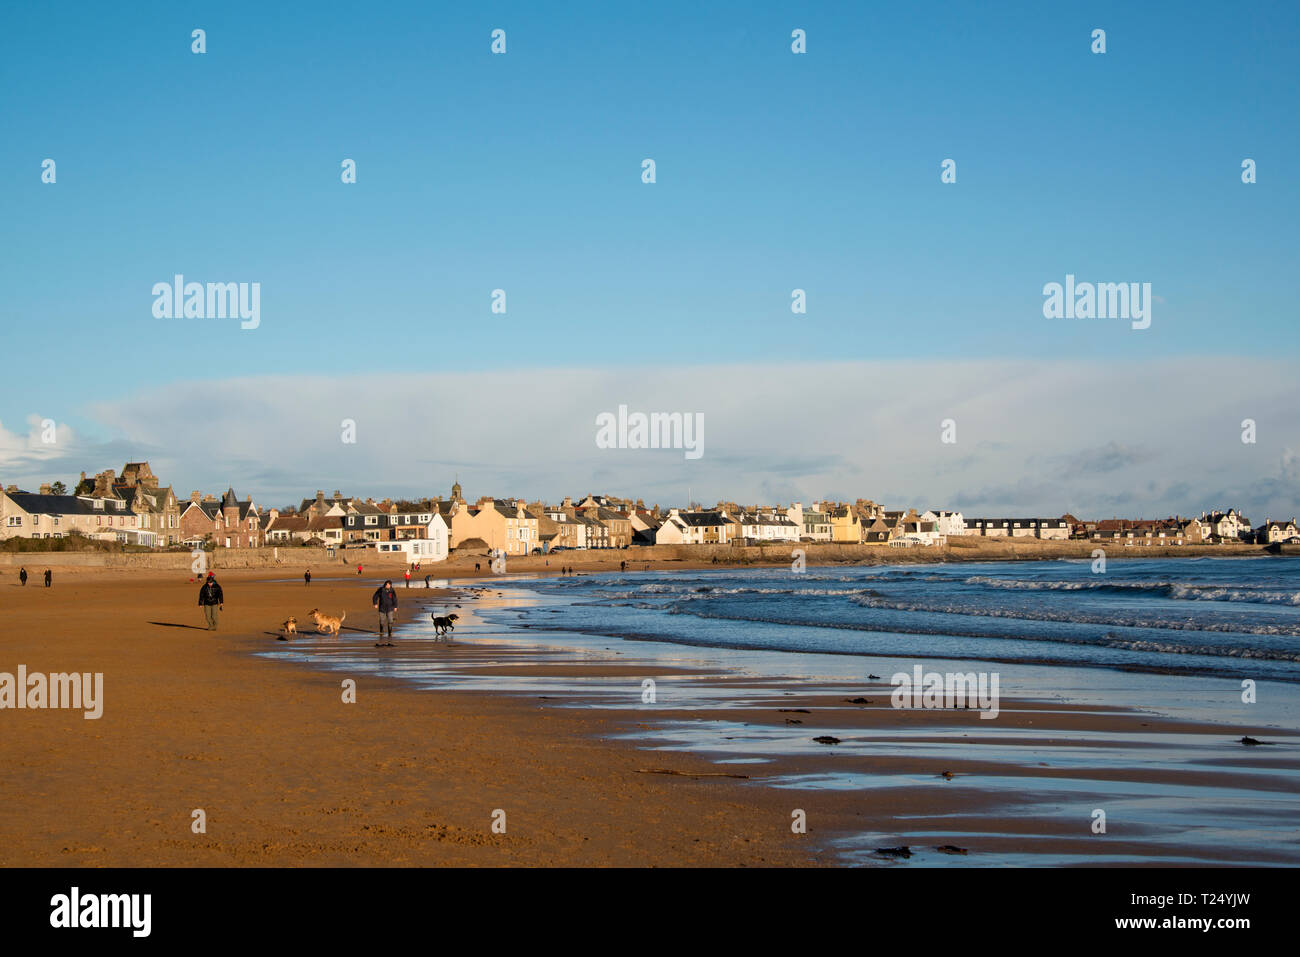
{"left": 2, "top": 561, "right": 1295, "bottom": 866}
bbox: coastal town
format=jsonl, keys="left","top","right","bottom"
{"left": 1, "top": 461, "right": 1296, "bottom": 558}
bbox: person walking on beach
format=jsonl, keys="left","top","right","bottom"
{"left": 305, "top": 569, "right": 311, "bottom": 586}
{"left": 424, "top": 574, "right": 431, "bottom": 588}
{"left": 357, "top": 564, "right": 363, "bottom": 576}
{"left": 372, "top": 579, "right": 398, "bottom": 646}
{"left": 19, "top": 567, "right": 27, "bottom": 586}
{"left": 44, "top": 569, "right": 52, "bottom": 588}
{"left": 404, "top": 569, "right": 411, "bottom": 588}
{"left": 620, "top": 560, "right": 626, "bottom": 572}
{"left": 198, "top": 573, "right": 224, "bottom": 631}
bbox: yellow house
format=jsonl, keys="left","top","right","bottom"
{"left": 827, "top": 505, "right": 862, "bottom": 543}
{"left": 450, "top": 498, "right": 539, "bottom": 556}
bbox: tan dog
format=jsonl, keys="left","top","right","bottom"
{"left": 281, "top": 617, "right": 297, "bottom": 636}
{"left": 308, "top": 608, "right": 346, "bottom": 635}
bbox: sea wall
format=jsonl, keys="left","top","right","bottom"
{"left": 0, "top": 538, "right": 1273, "bottom": 571}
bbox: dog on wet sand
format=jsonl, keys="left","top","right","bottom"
{"left": 280, "top": 617, "right": 297, "bottom": 639}
{"left": 308, "top": 608, "right": 346, "bottom": 635}
{"left": 431, "top": 612, "right": 459, "bottom": 639}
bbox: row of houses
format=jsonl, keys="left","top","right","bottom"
{"left": 1062, "top": 510, "right": 1298, "bottom": 546}
{"left": 2, "top": 464, "right": 1294, "bottom": 555}
{"left": 0, "top": 464, "right": 259, "bottom": 548}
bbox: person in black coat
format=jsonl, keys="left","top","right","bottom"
{"left": 372, "top": 580, "right": 398, "bottom": 644}
{"left": 198, "top": 573, "right": 224, "bottom": 630}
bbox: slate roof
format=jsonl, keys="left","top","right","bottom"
{"left": 5, "top": 493, "right": 97, "bottom": 516}
{"left": 674, "top": 511, "right": 729, "bottom": 527}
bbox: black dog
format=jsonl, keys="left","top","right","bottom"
{"left": 431, "top": 613, "right": 459, "bottom": 639}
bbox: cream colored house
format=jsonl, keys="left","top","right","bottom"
{"left": 0, "top": 487, "right": 157, "bottom": 544}
{"left": 452, "top": 498, "right": 539, "bottom": 556}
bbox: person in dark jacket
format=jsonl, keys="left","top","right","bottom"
{"left": 44, "top": 569, "right": 52, "bottom": 587}
{"left": 19, "top": 567, "right": 27, "bottom": 586}
{"left": 372, "top": 580, "right": 398, "bottom": 645}
{"left": 198, "top": 573, "right": 224, "bottom": 630}
{"left": 304, "top": 569, "right": 312, "bottom": 586}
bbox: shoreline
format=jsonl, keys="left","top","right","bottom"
{"left": 265, "top": 569, "right": 1300, "bottom": 865}
{"left": 0, "top": 537, "right": 1287, "bottom": 578}
{"left": 3, "top": 564, "right": 1298, "bottom": 866}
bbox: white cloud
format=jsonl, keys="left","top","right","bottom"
{"left": 14, "top": 358, "right": 1284, "bottom": 520}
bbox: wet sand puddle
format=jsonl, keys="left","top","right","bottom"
{"left": 259, "top": 578, "right": 1300, "bottom": 866}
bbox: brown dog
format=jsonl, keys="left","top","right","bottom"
{"left": 281, "top": 617, "right": 297, "bottom": 636}
{"left": 308, "top": 608, "right": 346, "bottom": 635}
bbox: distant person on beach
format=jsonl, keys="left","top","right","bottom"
{"left": 620, "top": 560, "right": 626, "bottom": 572}
{"left": 304, "top": 569, "right": 311, "bottom": 586}
{"left": 44, "top": 569, "right": 52, "bottom": 587}
{"left": 198, "top": 573, "right": 224, "bottom": 631}
{"left": 424, "top": 574, "right": 431, "bottom": 588}
{"left": 19, "top": 567, "right": 27, "bottom": 586}
{"left": 357, "top": 564, "right": 363, "bottom": 576}
{"left": 373, "top": 580, "right": 398, "bottom": 644}
{"left": 475, "top": 562, "right": 480, "bottom": 572}
{"left": 404, "top": 570, "right": 411, "bottom": 588}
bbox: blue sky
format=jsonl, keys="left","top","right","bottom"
{"left": 1, "top": 1, "right": 1297, "bottom": 511}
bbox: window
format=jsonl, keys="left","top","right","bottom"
{"left": 365, "top": 516, "right": 378, "bottom": 526}
{"left": 6, "top": 516, "right": 20, "bottom": 527}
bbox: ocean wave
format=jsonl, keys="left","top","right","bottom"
{"left": 964, "top": 576, "right": 1300, "bottom": 605}
{"left": 847, "top": 593, "right": 1300, "bottom": 637}
{"left": 655, "top": 606, "right": 1300, "bottom": 662}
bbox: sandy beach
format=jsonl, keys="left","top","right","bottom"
{"left": 3, "top": 556, "right": 1297, "bottom": 868}
{"left": 0, "top": 566, "right": 818, "bottom": 866}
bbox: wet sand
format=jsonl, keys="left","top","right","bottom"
{"left": 2, "top": 565, "right": 1297, "bottom": 866}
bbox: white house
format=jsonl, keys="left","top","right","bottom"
{"left": 654, "top": 509, "right": 734, "bottom": 546}
{"left": 920, "top": 509, "right": 966, "bottom": 538}
{"left": 1203, "top": 509, "right": 1252, "bottom": 542}
{"left": 735, "top": 507, "right": 802, "bottom": 543}
{"left": 896, "top": 519, "right": 945, "bottom": 547}
{"left": 373, "top": 512, "right": 449, "bottom": 562}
